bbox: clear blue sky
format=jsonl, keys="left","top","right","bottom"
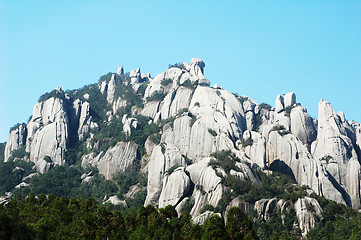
{"left": 1, "top": 0, "right": 360, "bottom": 142}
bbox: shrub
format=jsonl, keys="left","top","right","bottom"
{"left": 149, "top": 133, "right": 161, "bottom": 145}
{"left": 44, "top": 156, "right": 52, "bottom": 163}
{"left": 241, "top": 137, "right": 253, "bottom": 148}
{"left": 166, "top": 165, "right": 180, "bottom": 175}
{"left": 200, "top": 204, "right": 214, "bottom": 214}
{"left": 271, "top": 124, "right": 290, "bottom": 136}
{"left": 38, "top": 89, "right": 65, "bottom": 102}
{"left": 194, "top": 102, "right": 200, "bottom": 107}
{"left": 168, "top": 62, "right": 186, "bottom": 70}
{"left": 285, "top": 105, "right": 294, "bottom": 117}
{"left": 320, "top": 155, "right": 333, "bottom": 164}
{"left": 237, "top": 96, "right": 248, "bottom": 104}
{"left": 208, "top": 128, "right": 217, "bottom": 137}
{"left": 180, "top": 197, "right": 195, "bottom": 214}
{"left": 146, "top": 91, "right": 166, "bottom": 102}
{"left": 161, "top": 78, "right": 173, "bottom": 86}
{"left": 180, "top": 79, "right": 198, "bottom": 90}
{"left": 196, "top": 185, "right": 206, "bottom": 195}
{"left": 259, "top": 103, "right": 272, "bottom": 111}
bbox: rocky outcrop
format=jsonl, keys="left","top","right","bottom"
{"left": 187, "top": 158, "right": 223, "bottom": 216}
{"left": 104, "top": 195, "right": 127, "bottom": 207}
{"left": 192, "top": 211, "right": 221, "bottom": 225}
{"left": 26, "top": 96, "right": 69, "bottom": 173}
{"left": 158, "top": 167, "right": 191, "bottom": 208}
{"left": 254, "top": 198, "right": 278, "bottom": 220}
{"left": 311, "top": 100, "right": 360, "bottom": 208}
{"left": 96, "top": 141, "right": 138, "bottom": 180}
{"left": 122, "top": 114, "right": 138, "bottom": 136}
{"left": 267, "top": 129, "right": 345, "bottom": 204}
{"left": 145, "top": 144, "right": 186, "bottom": 206}
{"left": 4, "top": 124, "right": 27, "bottom": 161}
{"left": 294, "top": 197, "right": 323, "bottom": 236}
{"left": 106, "top": 74, "right": 116, "bottom": 104}
{"left": 77, "top": 101, "right": 98, "bottom": 141}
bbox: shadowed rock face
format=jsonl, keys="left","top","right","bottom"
{"left": 3, "top": 58, "right": 361, "bottom": 225}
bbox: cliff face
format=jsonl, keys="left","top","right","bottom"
{"left": 3, "top": 58, "right": 361, "bottom": 227}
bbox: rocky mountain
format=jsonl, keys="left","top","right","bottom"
{"left": 3, "top": 58, "right": 361, "bottom": 236}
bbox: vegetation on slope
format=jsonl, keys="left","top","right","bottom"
{"left": 0, "top": 195, "right": 256, "bottom": 240}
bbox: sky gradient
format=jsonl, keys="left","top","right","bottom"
{"left": 1, "top": 0, "right": 360, "bottom": 142}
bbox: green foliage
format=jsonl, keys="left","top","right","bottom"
{"left": 284, "top": 105, "right": 294, "bottom": 117}
{"left": 0, "top": 160, "right": 35, "bottom": 195}
{"left": 259, "top": 103, "right": 272, "bottom": 111}
{"left": 8, "top": 146, "right": 29, "bottom": 161}
{"left": 168, "top": 62, "right": 186, "bottom": 69}
{"left": 241, "top": 137, "right": 253, "bottom": 148}
{"left": 43, "top": 156, "right": 52, "bottom": 163}
{"left": 180, "top": 79, "right": 198, "bottom": 90}
{"left": 200, "top": 204, "right": 214, "bottom": 214}
{"left": 113, "top": 169, "right": 147, "bottom": 196}
{"left": 196, "top": 184, "right": 206, "bottom": 195}
{"left": 237, "top": 95, "right": 249, "bottom": 104}
{"left": 69, "top": 83, "right": 110, "bottom": 123}
{"left": 208, "top": 128, "right": 218, "bottom": 137}
{"left": 180, "top": 197, "right": 195, "bottom": 214}
{"left": 0, "top": 142, "right": 5, "bottom": 162}
{"left": 306, "top": 193, "right": 361, "bottom": 239}
{"left": 271, "top": 124, "right": 290, "bottom": 136}
{"left": 320, "top": 155, "right": 333, "bottom": 163}
{"left": 209, "top": 150, "right": 241, "bottom": 173}
{"left": 146, "top": 91, "right": 166, "bottom": 102}
{"left": 254, "top": 207, "right": 300, "bottom": 240}
{"left": 202, "top": 214, "right": 230, "bottom": 240}
{"left": 226, "top": 207, "right": 257, "bottom": 240}
{"left": 166, "top": 165, "right": 180, "bottom": 175}
{"left": 194, "top": 101, "right": 200, "bottom": 107}
{"left": 161, "top": 78, "right": 173, "bottom": 86}
{"left": 149, "top": 133, "right": 161, "bottom": 145}
{"left": 254, "top": 113, "right": 263, "bottom": 131}
{"left": 38, "top": 89, "right": 65, "bottom": 102}
{"left": 9, "top": 123, "right": 26, "bottom": 133}
{"left": 182, "top": 154, "right": 193, "bottom": 165}
{"left": 214, "top": 190, "right": 232, "bottom": 214}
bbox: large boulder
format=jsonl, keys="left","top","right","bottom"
{"left": 96, "top": 141, "right": 138, "bottom": 180}
{"left": 311, "top": 100, "right": 360, "bottom": 208}
{"left": 4, "top": 124, "right": 27, "bottom": 162}
{"left": 267, "top": 130, "right": 346, "bottom": 205}
{"left": 158, "top": 167, "right": 191, "bottom": 208}
{"left": 294, "top": 197, "right": 323, "bottom": 237}
{"left": 26, "top": 97, "right": 69, "bottom": 173}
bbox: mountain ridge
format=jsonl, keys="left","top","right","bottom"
{"left": 2, "top": 58, "right": 361, "bottom": 237}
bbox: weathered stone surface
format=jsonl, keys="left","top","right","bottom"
{"left": 158, "top": 167, "right": 191, "bottom": 208}
{"left": 254, "top": 198, "right": 278, "bottom": 220}
{"left": 145, "top": 144, "right": 186, "bottom": 206}
{"left": 106, "top": 74, "right": 116, "bottom": 104}
{"left": 26, "top": 97, "right": 69, "bottom": 173}
{"left": 4, "top": 124, "right": 27, "bottom": 161}
{"left": 78, "top": 101, "right": 97, "bottom": 141}
{"left": 311, "top": 99, "right": 360, "bottom": 208}
{"left": 192, "top": 211, "right": 221, "bottom": 225}
{"left": 241, "top": 130, "right": 266, "bottom": 168}
{"left": 295, "top": 197, "right": 323, "bottom": 236}
{"left": 117, "top": 65, "right": 124, "bottom": 75}
{"left": 104, "top": 196, "right": 127, "bottom": 207}
{"left": 97, "top": 141, "right": 138, "bottom": 180}
{"left": 284, "top": 92, "right": 296, "bottom": 108}
{"left": 187, "top": 158, "right": 223, "bottom": 216}
{"left": 290, "top": 106, "right": 317, "bottom": 148}
{"left": 225, "top": 197, "right": 254, "bottom": 220}
{"left": 267, "top": 130, "right": 345, "bottom": 205}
